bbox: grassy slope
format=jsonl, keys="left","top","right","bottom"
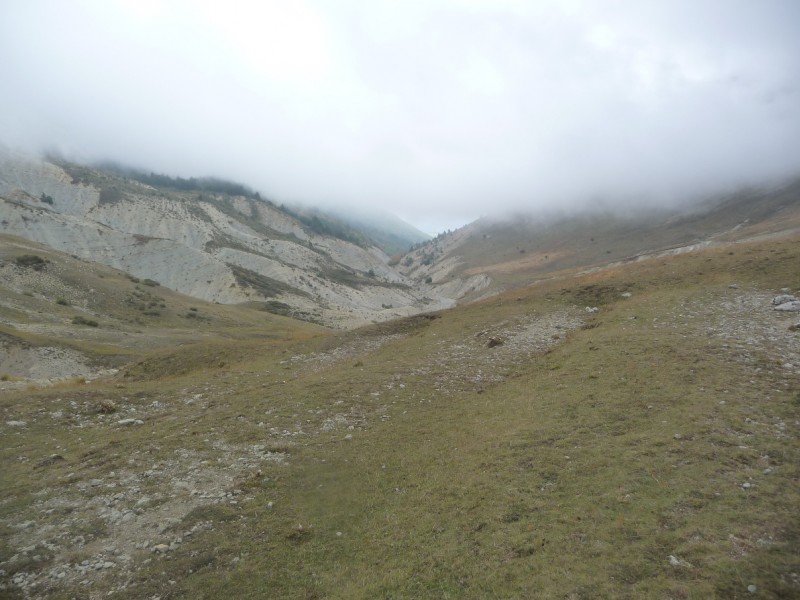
{"left": 0, "top": 234, "right": 324, "bottom": 374}
{"left": 446, "top": 180, "right": 800, "bottom": 293}
{"left": 1, "top": 236, "right": 798, "bottom": 599}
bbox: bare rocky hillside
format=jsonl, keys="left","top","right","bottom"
{"left": 0, "top": 151, "right": 486, "bottom": 328}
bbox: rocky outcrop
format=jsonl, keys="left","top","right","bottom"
{"left": 773, "top": 294, "right": 800, "bottom": 312}
{"left": 774, "top": 301, "right": 800, "bottom": 312}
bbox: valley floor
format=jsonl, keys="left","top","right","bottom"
{"left": 1, "top": 237, "right": 799, "bottom": 599}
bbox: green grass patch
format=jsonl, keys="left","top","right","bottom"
{"left": 71, "top": 315, "right": 98, "bottom": 327}
{"left": 14, "top": 254, "right": 48, "bottom": 270}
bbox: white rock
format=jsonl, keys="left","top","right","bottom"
{"left": 747, "top": 584, "right": 757, "bottom": 593}
{"left": 668, "top": 554, "right": 693, "bottom": 568}
{"left": 742, "top": 482, "right": 752, "bottom": 489}
{"left": 772, "top": 294, "right": 797, "bottom": 305}
{"left": 6, "top": 420, "right": 27, "bottom": 427}
{"left": 774, "top": 301, "right": 800, "bottom": 312}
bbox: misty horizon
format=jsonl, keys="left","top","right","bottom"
{"left": 23, "top": 146, "right": 797, "bottom": 238}
{"left": 2, "top": 1, "right": 799, "bottom": 235}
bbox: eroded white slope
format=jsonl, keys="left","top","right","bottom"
{"left": 0, "top": 151, "right": 463, "bottom": 326}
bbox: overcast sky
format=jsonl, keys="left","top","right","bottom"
{"left": 2, "top": 0, "right": 799, "bottom": 234}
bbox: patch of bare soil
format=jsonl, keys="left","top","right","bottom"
{"left": 286, "top": 333, "right": 406, "bottom": 373}
{"left": 658, "top": 288, "right": 800, "bottom": 379}
{"left": 0, "top": 388, "right": 288, "bottom": 598}
{"left": 0, "top": 338, "right": 115, "bottom": 390}
{"left": 418, "top": 309, "right": 584, "bottom": 394}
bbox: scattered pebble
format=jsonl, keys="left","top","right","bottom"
{"left": 747, "top": 584, "right": 757, "bottom": 593}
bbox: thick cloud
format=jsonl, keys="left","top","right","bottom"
{"left": 2, "top": 0, "right": 799, "bottom": 233}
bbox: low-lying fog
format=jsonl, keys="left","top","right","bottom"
{"left": 2, "top": 1, "right": 799, "bottom": 234}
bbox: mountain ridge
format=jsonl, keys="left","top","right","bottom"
{"left": 0, "top": 151, "right": 489, "bottom": 327}
{"left": 2, "top": 149, "right": 799, "bottom": 327}
{"left": 397, "top": 178, "right": 800, "bottom": 298}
